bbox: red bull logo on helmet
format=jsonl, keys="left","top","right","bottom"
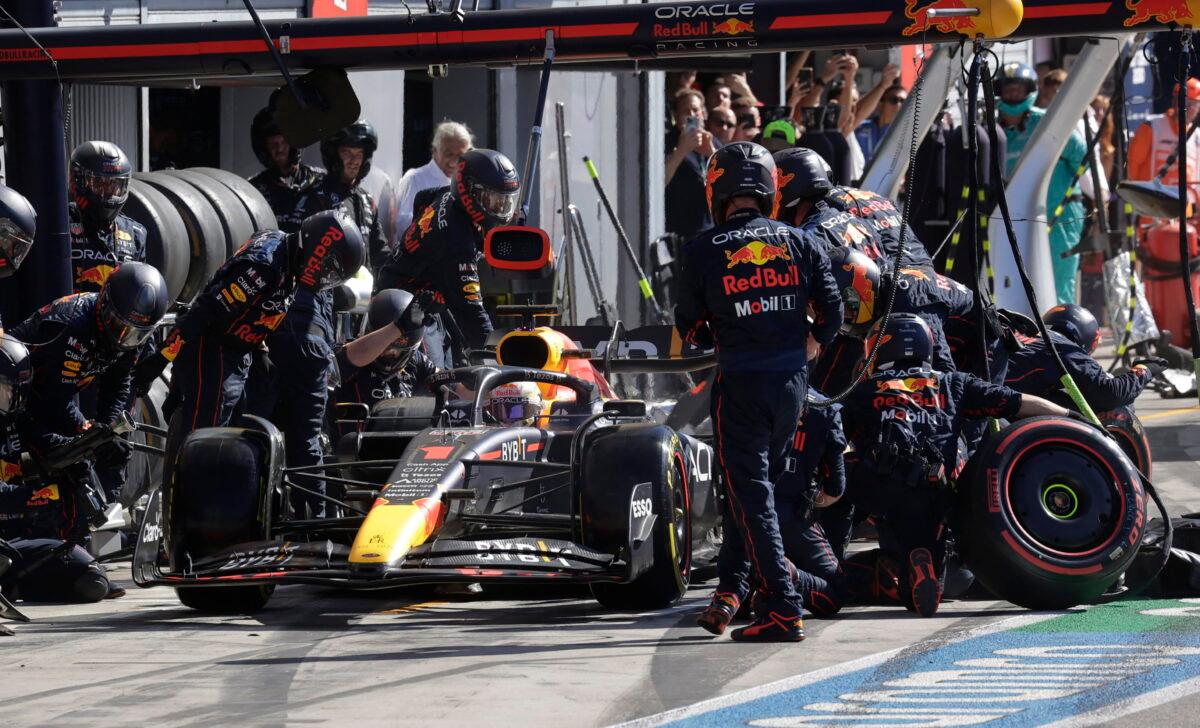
{"left": 724, "top": 240, "right": 792, "bottom": 268}
{"left": 705, "top": 166, "right": 725, "bottom": 211}
{"left": 1125, "top": 0, "right": 1196, "bottom": 26}
{"left": 901, "top": 0, "right": 977, "bottom": 36}
{"left": 299, "top": 224, "right": 343, "bottom": 288}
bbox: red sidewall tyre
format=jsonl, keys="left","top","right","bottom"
{"left": 958, "top": 416, "right": 1146, "bottom": 610}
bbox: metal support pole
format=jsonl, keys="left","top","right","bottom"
{"left": 0, "top": 0, "right": 70, "bottom": 326}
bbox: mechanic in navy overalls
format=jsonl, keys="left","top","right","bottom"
{"left": 837, "top": 314, "right": 1066, "bottom": 617}
{"left": 675, "top": 141, "right": 843, "bottom": 642}
{"left": 132, "top": 211, "right": 365, "bottom": 478}
{"left": 67, "top": 142, "right": 147, "bottom": 295}
{"left": 0, "top": 335, "right": 121, "bottom": 604}
{"left": 0, "top": 183, "right": 38, "bottom": 332}
{"left": 248, "top": 108, "right": 326, "bottom": 234}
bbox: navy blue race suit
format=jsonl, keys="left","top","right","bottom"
{"left": 1004, "top": 330, "right": 1152, "bottom": 412}
{"left": 139, "top": 231, "right": 297, "bottom": 466}
{"left": 834, "top": 368, "right": 1023, "bottom": 606}
{"left": 674, "top": 208, "right": 842, "bottom": 615}
{"left": 774, "top": 390, "right": 848, "bottom": 617}
{"left": 69, "top": 206, "right": 148, "bottom": 294}
{"left": 821, "top": 186, "right": 935, "bottom": 271}
{"left": 248, "top": 164, "right": 325, "bottom": 234}
{"left": 375, "top": 189, "right": 492, "bottom": 367}
{"left": 328, "top": 346, "right": 438, "bottom": 442}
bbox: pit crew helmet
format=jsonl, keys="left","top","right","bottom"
{"left": 1043, "top": 303, "right": 1100, "bottom": 354}
{"left": 772, "top": 147, "right": 834, "bottom": 212}
{"left": 0, "top": 335, "right": 31, "bottom": 418}
{"left": 0, "top": 184, "right": 36, "bottom": 279}
{"left": 70, "top": 141, "right": 131, "bottom": 226}
{"left": 707, "top": 141, "right": 778, "bottom": 225}
{"left": 250, "top": 107, "right": 299, "bottom": 170}
{"left": 484, "top": 381, "right": 543, "bottom": 426}
{"left": 366, "top": 288, "right": 422, "bottom": 374}
{"left": 828, "top": 246, "right": 882, "bottom": 336}
{"left": 96, "top": 262, "right": 169, "bottom": 351}
{"left": 295, "top": 209, "right": 366, "bottom": 292}
{"left": 454, "top": 149, "right": 520, "bottom": 230}
{"left": 320, "top": 119, "right": 378, "bottom": 185}
{"left": 865, "top": 312, "right": 934, "bottom": 373}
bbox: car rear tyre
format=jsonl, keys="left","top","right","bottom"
{"left": 582, "top": 424, "right": 691, "bottom": 610}
{"left": 957, "top": 416, "right": 1145, "bottom": 610}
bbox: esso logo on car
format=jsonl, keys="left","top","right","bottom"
{"left": 632, "top": 498, "right": 654, "bottom": 519}
{"left": 654, "top": 2, "right": 753, "bottom": 19}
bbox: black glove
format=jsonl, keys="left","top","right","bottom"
{"left": 395, "top": 290, "right": 445, "bottom": 335}
{"left": 131, "top": 351, "right": 169, "bottom": 397}
{"left": 95, "top": 436, "right": 134, "bottom": 470}
{"left": 1131, "top": 356, "right": 1168, "bottom": 378}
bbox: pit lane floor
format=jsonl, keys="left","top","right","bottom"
{"left": 2, "top": 392, "right": 1199, "bottom": 728}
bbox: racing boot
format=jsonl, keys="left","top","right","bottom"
{"left": 730, "top": 597, "right": 804, "bottom": 643}
{"left": 906, "top": 548, "right": 942, "bottom": 618}
{"left": 697, "top": 591, "right": 741, "bottom": 636}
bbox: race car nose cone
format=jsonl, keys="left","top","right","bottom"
{"left": 349, "top": 498, "right": 447, "bottom": 565}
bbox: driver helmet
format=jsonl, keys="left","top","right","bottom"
{"left": 484, "top": 381, "right": 543, "bottom": 426}
{"left": 70, "top": 141, "right": 132, "bottom": 226}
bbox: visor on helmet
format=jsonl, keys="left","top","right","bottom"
{"left": 0, "top": 366, "right": 29, "bottom": 417}
{"left": 0, "top": 219, "right": 33, "bottom": 276}
{"left": 474, "top": 184, "right": 519, "bottom": 224}
{"left": 485, "top": 398, "right": 541, "bottom": 425}
{"left": 101, "top": 305, "right": 155, "bottom": 351}
{"left": 80, "top": 169, "right": 130, "bottom": 208}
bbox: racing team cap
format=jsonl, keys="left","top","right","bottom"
{"left": 763, "top": 119, "right": 798, "bottom": 146}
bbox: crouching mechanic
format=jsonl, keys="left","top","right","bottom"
{"left": 375, "top": 149, "right": 521, "bottom": 367}
{"left": 330, "top": 289, "right": 440, "bottom": 442}
{"left": 9, "top": 263, "right": 169, "bottom": 534}
{"left": 839, "top": 314, "right": 1069, "bottom": 617}
{"left": 676, "top": 141, "right": 843, "bottom": 642}
{"left": 0, "top": 336, "right": 118, "bottom": 604}
{"left": 132, "top": 210, "right": 365, "bottom": 468}
{"left": 1005, "top": 304, "right": 1165, "bottom": 412}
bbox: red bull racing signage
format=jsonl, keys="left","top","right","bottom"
{"left": 653, "top": 2, "right": 758, "bottom": 50}
{"left": 1124, "top": 0, "right": 1200, "bottom": 26}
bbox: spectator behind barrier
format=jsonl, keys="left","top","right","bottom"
{"left": 391, "top": 120, "right": 474, "bottom": 245}
{"left": 665, "top": 88, "right": 716, "bottom": 242}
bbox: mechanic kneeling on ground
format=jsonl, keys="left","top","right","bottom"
{"left": 375, "top": 149, "right": 521, "bottom": 368}
{"left": 9, "top": 263, "right": 168, "bottom": 539}
{"left": 1005, "top": 304, "right": 1165, "bottom": 411}
{"left": 0, "top": 336, "right": 119, "bottom": 604}
{"left": 675, "top": 140, "right": 843, "bottom": 642}
{"left": 330, "top": 288, "right": 441, "bottom": 442}
{"left": 132, "top": 210, "right": 365, "bottom": 476}
{"left": 835, "top": 313, "right": 1068, "bottom": 617}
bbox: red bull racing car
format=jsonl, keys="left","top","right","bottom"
{"left": 132, "top": 328, "right": 720, "bottom": 613}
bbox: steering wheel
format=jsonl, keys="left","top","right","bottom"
{"left": 430, "top": 365, "right": 601, "bottom": 427}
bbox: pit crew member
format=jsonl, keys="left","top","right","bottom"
{"left": 67, "top": 142, "right": 146, "bottom": 294}
{"left": 248, "top": 108, "right": 326, "bottom": 233}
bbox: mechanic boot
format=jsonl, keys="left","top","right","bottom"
{"left": 697, "top": 592, "right": 741, "bottom": 636}
{"left": 730, "top": 606, "right": 805, "bottom": 643}
{"left": 907, "top": 548, "right": 941, "bottom": 618}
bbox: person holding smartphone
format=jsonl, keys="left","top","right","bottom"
{"left": 666, "top": 89, "right": 717, "bottom": 242}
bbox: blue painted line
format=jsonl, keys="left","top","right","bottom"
{"left": 662, "top": 630, "right": 1200, "bottom": 727}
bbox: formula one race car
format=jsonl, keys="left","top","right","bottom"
{"left": 133, "top": 351, "right": 720, "bottom": 613}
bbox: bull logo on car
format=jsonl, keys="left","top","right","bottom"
{"left": 1124, "top": 0, "right": 1198, "bottom": 27}
{"left": 724, "top": 240, "right": 791, "bottom": 268}
{"left": 901, "top": 0, "right": 978, "bottom": 36}
{"left": 712, "top": 18, "right": 754, "bottom": 34}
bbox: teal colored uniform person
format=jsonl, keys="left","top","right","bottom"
{"left": 998, "top": 62, "right": 1086, "bottom": 305}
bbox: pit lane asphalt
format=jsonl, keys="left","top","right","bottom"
{"left": 2, "top": 392, "right": 1199, "bottom": 728}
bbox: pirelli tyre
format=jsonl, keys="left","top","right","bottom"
{"left": 580, "top": 424, "right": 691, "bottom": 610}
{"left": 169, "top": 422, "right": 280, "bottom": 613}
{"left": 190, "top": 167, "right": 278, "bottom": 233}
{"left": 135, "top": 172, "right": 225, "bottom": 302}
{"left": 1099, "top": 405, "right": 1153, "bottom": 478}
{"left": 958, "top": 416, "right": 1146, "bottom": 610}
{"left": 124, "top": 179, "right": 190, "bottom": 304}
{"left": 121, "top": 375, "right": 169, "bottom": 508}
{"left": 163, "top": 169, "right": 256, "bottom": 258}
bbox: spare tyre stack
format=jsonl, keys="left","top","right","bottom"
{"left": 162, "top": 169, "right": 256, "bottom": 259}
{"left": 191, "top": 167, "right": 278, "bottom": 234}
{"left": 134, "top": 172, "right": 226, "bottom": 302}
{"left": 123, "top": 179, "right": 190, "bottom": 305}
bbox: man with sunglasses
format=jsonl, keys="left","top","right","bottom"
{"left": 67, "top": 142, "right": 145, "bottom": 294}
{"left": 855, "top": 85, "right": 906, "bottom": 166}
{"left": 707, "top": 107, "right": 738, "bottom": 147}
